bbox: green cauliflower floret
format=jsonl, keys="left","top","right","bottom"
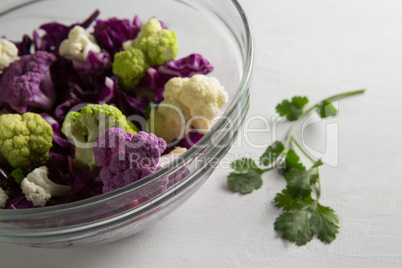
{"left": 112, "top": 47, "right": 149, "bottom": 90}
{"left": 0, "top": 112, "right": 53, "bottom": 169}
{"left": 134, "top": 18, "right": 179, "bottom": 66}
{"left": 61, "top": 104, "right": 138, "bottom": 170}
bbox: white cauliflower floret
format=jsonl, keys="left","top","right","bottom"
{"left": 20, "top": 166, "right": 71, "bottom": 207}
{"left": 0, "top": 187, "right": 9, "bottom": 208}
{"left": 149, "top": 99, "right": 190, "bottom": 143}
{"left": 59, "top": 25, "right": 101, "bottom": 61}
{"left": 163, "top": 77, "right": 190, "bottom": 101}
{"left": 179, "top": 75, "right": 228, "bottom": 131}
{"left": 122, "top": 39, "right": 135, "bottom": 51}
{"left": 0, "top": 39, "right": 20, "bottom": 73}
{"left": 158, "top": 147, "right": 187, "bottom": 168}
{"left": 149, "top": 74, "right": 228, "bottom": 143}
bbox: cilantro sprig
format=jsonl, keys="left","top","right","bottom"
{"left": 226, "top": 89, "right": 365, "bottom": 246}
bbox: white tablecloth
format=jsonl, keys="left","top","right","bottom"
{"left": 1, "top": 0, "right": 401, "bottom": 267}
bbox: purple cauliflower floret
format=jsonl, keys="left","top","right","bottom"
{"left": 94, "top": 130, "right": 166, "bottom": 193}
{"left": 93, "top": 127, "right": 134, "bottom": 167}
{"left": 0, "top": 51, "right": 56, "bottom": 113}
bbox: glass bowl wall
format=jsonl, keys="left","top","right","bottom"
{"left": 0, "top": 0, "right": 253, "bottom": 248}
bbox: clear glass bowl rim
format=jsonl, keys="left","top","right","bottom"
{"left": 0, "top": 0, "right": 254, "bottom": 220}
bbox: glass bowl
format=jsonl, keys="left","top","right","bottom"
{"left": 0, "top": 0, "right": 253, "bottom": 248}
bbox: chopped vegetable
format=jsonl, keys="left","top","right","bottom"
{"left": 11, "top": 168, "right": 25, "bottom": 184}
{"left": 93, "top": 127, "right": 133, "bottom": 167}
{"left": 0, "top": 112, "right": 53, "bottom": 169}
{"left": 0, "top": 39, "right": 20, "bottom": 73}
{"left": 112, "top": 47, "right": 149, "bottom": 89}
{"left": 93, "top": 15, "right": 142, "bottom": 55}
{"left": 61, "top": 103, "right": 137, "bottom": 170}
{"left": 0, "top": 51, "right": 56, "bottom": 113}
{"left": 137, "top": 54, "right": 214, "bottom": 103}
{"left": 34, "top": 9, "right": 100, "bottom": 55}
{"left": 13, "top": 34, "right": 32, "bottom": 56}
{"left": 72, "top": 50, "right": 112, "bottom": 87}
{"left": 94, "top": 130, "right": 166, "bottom": 193}
{"left": 0, "top": 10, "right": 225, "bottom": 209}
{"left": 20, "top": 166, "right": 71, "bottom": 207}
{"left": 114, "top": 87, "right": 149, "bottom": 114}
{"left": 0, "top": 188, "right": 8, "bottom": 208}
{"left": 156, "top": 53, "right": 214, "bottom": 87}
{"left": 158, "top": 146, "right": 187, "bottom": 168}
{"left": 149, "top": 74, "right": 228, "bottom": 143}
{"left": 132, "top": 18, "right": 178, "bottom": 66}
{"left": 0, "top": 168, "right": 17, "bottom": 192}
{"left": 59, "top": 26, "right": 101, "bottom": 62}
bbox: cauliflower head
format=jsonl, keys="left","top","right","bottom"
{"left": 93, "top": 127, "right": 134, "bottom": 167}
{"left": 148, "top": 99, "right": 190, "bottom": 144}
{"left": 176, "top": 74, "right": 228, "bottom": 131}
{"left": 59, "top": 25, "right": 101, "bottom": 62}
{"left": 0, "top": 187, "right": 8, "bottom": 208}
{"left": 158, "top": 146, "right": 187, "bottom": 168}
{"left": 0, "top": 50, "right": 57, "bottom": 114}
{"left": 61, "top": 104, "right": 138, "bottom": 170}
{"left": 20, "top": 166, "right": 71, "bottom": 207}
{"left": 134, "top": 18, "right": 178, "bottom": 66}
{"left": 112, "top": 47, "right": 149, "bottom": 89}
{"left": 94, "top": 130, "right": 166, "bottom": 193}
{"left": 149, "top": 74, "right": 228, "bottom": 143}
{"left": 0, "top": 39, "right": 20, "bottom": 73}
{"left": 0, "top": 112, "right": 53, "bottom": 169}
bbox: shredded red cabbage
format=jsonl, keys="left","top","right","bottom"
{"left": 93, "top": 15, "right": 142, "bottom": 55}
{"left": 0, "top": 10, "right": 213, "bottom": 209}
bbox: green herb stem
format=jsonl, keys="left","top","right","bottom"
{"left": 284, "top": 89, "right": 366, "bottom": 151}
{"left": 260, "top": 166, "right": 275, "bottom": 172}
{"left": 291, "top": 136, "right": 315, "bottom": 163}
{"left": 284, "top": 105, "right": 315, "bottom": 151}
{"left": 316, "top": 176, "right": 322, "bottom": 200}
{"left": 228, "top": 89, "right": 364, "bottom": 246}
{"left": 323, "top": 89, "right": 366, "bottom": 103}
{"left": 290, "top": 136, "right": 322, "bottom": 199}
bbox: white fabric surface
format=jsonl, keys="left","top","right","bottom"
{"left": 1, "top": 0, "right": 401, "bottom": 267}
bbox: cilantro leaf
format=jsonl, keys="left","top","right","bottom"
{"left": 285, "top": 169, "right": 316, "bottom": 198}
{"left": 316, "top": 100, "right": 338, "bottom": 118}
{"left": 285, "top": 149, "right": 306, "bottom": 171}
{"left": 285, "top": 160, "right": 323, "bottom": 198}
{"left": 274, "top": 210, "right": 313, "bottom": 246}
{"left": 227, "top": 171, "right": 263, "bottom": 194}
{"left": 225, "top": 90, "right": 365, "bottom": 246}
{"left": 228, "top": 158, "right": 263, "bottom": 194}
{"left": 274, "top": 188, "right": 315, "bottom": 211}
{"left": 276, "top": 96, "right": 309, "bottom": 121}
{"left": 231, "top": 157, "right": 262, "bottom": 173}
{"left": 310, "top": 203, "right": 339, "bottom": 244}
{"left": 260, "top": 141, "right": 284, "bottom": 167}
